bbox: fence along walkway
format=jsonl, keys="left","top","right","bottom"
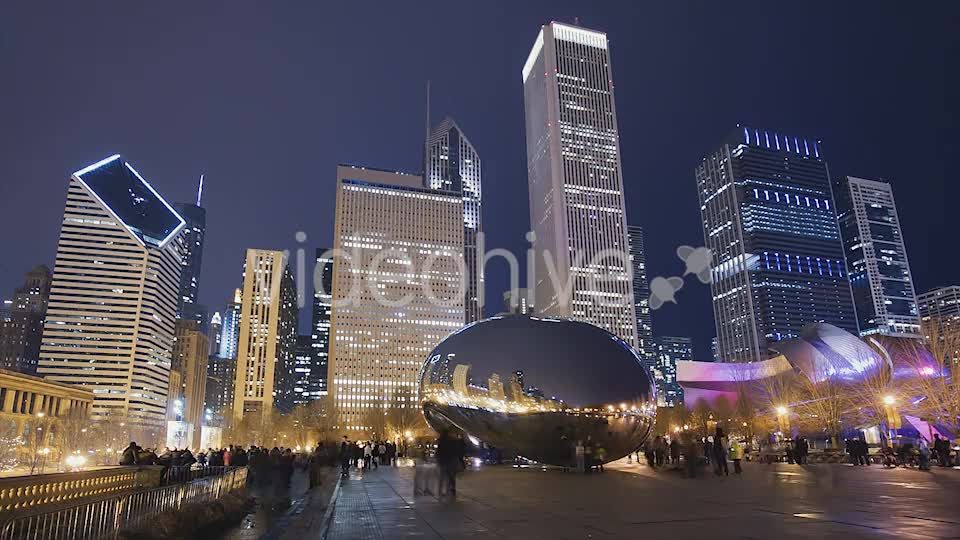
{"left": 0, "top": 467, "right": 247, "bottom": 540}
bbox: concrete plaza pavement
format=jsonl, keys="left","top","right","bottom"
{"left": 321, "top": 459, "right": 960, "bottom": 540}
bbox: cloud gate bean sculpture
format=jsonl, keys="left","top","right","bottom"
{"left": 418, "top": 315, "right": 657, "bottom": 467}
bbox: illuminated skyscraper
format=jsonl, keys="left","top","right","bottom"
{"left": 232, "top": 249, "right": 298, "bottom": 420}
{"left": 835, "top": 176, "right": 921, "bottom": 338}
{"left": 522, "top": 22, "right": 637, "bottom": 346}
{"left": 425, "top": 117, "right": 483, "bottom": 323}
{"left": 329, "top": 165, "right": 464, "bottom": 433}
{"left": 654, "top": 336, "right": 688, "bottom": 407}
{"left": 918, "top": 286, "right": 960, "bottom": 341}
{"left": 0, "top": 265, "right": 51, "bottom": 375}
{"left": 292, "top": 335, "right": 314, "bottom": 406}
{"left": 218, "top": 289, "right": 242, "bottom": 359}
{"left": 310, "top": 248, "right": 334, "bottom": 398}
{"left": 208, "top": 312, "right": 222, "bottom": 356}
{"left": 38, "top": 155, "right": 185, "bottom": 433}
{"left": 170, "top": 319, "right": 209, "bottom": 447}
{"left": 627, "top": 226, "right": 655, "bottom": 365}
{"left": 696, "top": 127, "right": 857, "bottom": 362}
{"left": 173, "top": 178, "right": 206, "bottom": 330}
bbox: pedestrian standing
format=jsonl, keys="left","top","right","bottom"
{"left": 729, "top": 439, "right": 744, "bottom": 475}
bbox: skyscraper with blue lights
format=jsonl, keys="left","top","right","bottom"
{"left": 696, "top": 126, "right": 857, "bottom": 362}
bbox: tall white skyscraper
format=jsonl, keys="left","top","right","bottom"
{"left": 38, "top": 155, "right": 185, "bottom": 434}
{"left": 329, "top": 165, "right": 464, "bottom": 434}
{"left": 232, "top": 249, "right": 298, "bottom": 421}
{"left": 835, "top": 176, "right": 921, "bottom": 338}
{"left": 425, "top": 117, "right": 483, "bottom": 323}
{"left": 522, "top": 22, "right": 637, "bottom": 346}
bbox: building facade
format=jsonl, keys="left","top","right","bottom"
{"left": 204, "top": 354, "right": 235, "bottom": 419}
{"left": 654, "top": 336, "right": 689, "bottom": 407}
{"left": 918, "top": 286, "right": 960, "bottom": 339}
{"left": 0, "top": 368, "right": 93, "bottom": 438}
{"left": 522, "top": 22, "right": 637, "bottom": 347}
{"left": 310, "top": 248, "right": 334, "bottom": 399}
{"left": 329, "top": 165, "right": 464, "bottom": 433}
{"left": 627, "top": 226, "right": 655, "bottom": 365}
{"left": 696, "top": 127, "right": 857, "bottom": 362}
{"left": 835, "top": 176, "right": 921, "bottom": 338}
{"left": 170, "top": 319, "right": 209, "bottom": 447}
{"left": 232, "top": 249, "right": 298, "bottom": 421}
{"left": 38, "top": 155, "right": 185, "bottom": 436}
{"left": 424, "top": 117, "right": 483, "bottom": 323}
{"left": 0, "top": 265, "right": 51, "bottom": 375}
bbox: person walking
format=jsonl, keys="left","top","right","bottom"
{"left": 362, "top": 442, "right": 372, "bottom": 470}
{"left": 918, "top": 437, "right": 931, "bottom": 471}
{"left": 436, "top": 430, "right": 464, "bottom": 497}
{"left": 669, "top": 437, "right": 681, "bottom": 466}
{"left": 339, "top": 437, "right": 351, "bottom": 476}
{"left": 575, "top": 440, "right": 585, "bottom": 473}
{"left": 714, "top": 428, "right": 729, "bottom": 476}
{"left": 933, "top": 434, "right": 950, "bottom": 467}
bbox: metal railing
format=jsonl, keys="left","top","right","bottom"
{"left": 0, "top": 467, "right": 247, "bottom": 540}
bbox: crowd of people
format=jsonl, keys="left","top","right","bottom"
{"left": 335, "top": 438, "right": 400, "bottom": 474}
{"left": 876, "top": 434, "right": 955, "bottom": 470}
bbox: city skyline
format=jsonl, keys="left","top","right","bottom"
{"left": 1, "top": 4, "right": 957, "bottom": 361}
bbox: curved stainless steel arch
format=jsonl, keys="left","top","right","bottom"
{"left": 418, "top": 316, "right": 656, "bottom": 466}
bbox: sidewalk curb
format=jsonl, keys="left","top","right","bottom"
{"left": 317, "top": 473, "right": 344, "bottom": 540}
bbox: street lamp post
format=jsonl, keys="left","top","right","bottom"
{"left": 775, "top": 406, "right": 790, "bottom": 438}
{"left": 883, "top": 395, "right": 900, "bottom": 447}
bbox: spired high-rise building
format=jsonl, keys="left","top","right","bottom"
{"left": 835, "top": 176, "right": 921, "bottom": 338}
{"left": 696, "top": 127, "right": 857, "bottom": 362}
{"left": 232, "top": 249, "right": 298, "bottom": 421}
{"left": 173, "top": 178, "right": 207, "bottom": 330}
{"left": 522, "top": 22, "right": 637, "bottom": 346}
{"left": 310, "top": 249, "right": 334, "bottom": 399}
{"left": 424, "top": 118, "right": 483, "bottom": 323}
{"left": 627, "top": 226, "right": 655, "bottom": 365}
{"left": 329, "top": 165, "right": 464, "bottom": 434}
{"left": 39, "top": 155, "right": 185, "bottom": 434}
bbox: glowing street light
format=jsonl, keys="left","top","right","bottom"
{"left": 883, "top": 395, "right": 896, "bottom": 406}
{"left": 775, "top": 406, "right": 788, "bottom": 416}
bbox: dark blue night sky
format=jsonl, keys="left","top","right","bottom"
{"left": 1, "top": 1, "right": 956, "bottom": 358}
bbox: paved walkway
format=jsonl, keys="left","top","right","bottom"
{"left": 322, "top": 460, "right": 960, "bottom": 540}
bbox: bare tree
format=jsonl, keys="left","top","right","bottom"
{"left": 384, "top": 388, "right": 427, "bottom": 441}
{"left": 847, "top": 337, "right": 899, "bottom": 445}
{"left": 0, "top": 419, "right": 21, "bottom": 471}
{"left": 903, "top": 324, "right": 960, "bottom": 440}
{"left": 792, "top": 360, "right": 846, "bottom": 448}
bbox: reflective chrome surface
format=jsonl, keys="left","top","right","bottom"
{"left": 419, "top": 316, "right": 656, "bottom": 466}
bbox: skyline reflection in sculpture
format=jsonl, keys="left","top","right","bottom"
{"left": 418, "top": 316, "right": 656, "bottom": 467}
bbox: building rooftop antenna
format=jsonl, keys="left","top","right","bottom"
{"left": 196, "top": 174, "right": 204, "bottom": 207}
